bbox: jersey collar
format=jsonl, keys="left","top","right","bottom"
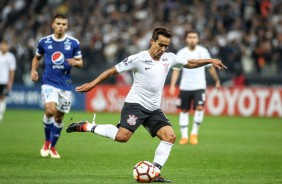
{"left": 51, "top": 34, "right": 67, "bottom": 42}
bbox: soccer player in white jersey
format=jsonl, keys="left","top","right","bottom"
{"left": 169, "top": 30, "right": 221, "bottom": 145}
{"left": 30, "top": 14, "right": 83, "bottom": 158}
{"left": 0, "top": 40, "right": 16, "bottom": 122}
{"left": 66, "top": 27, "right": 226, "bottom": 182}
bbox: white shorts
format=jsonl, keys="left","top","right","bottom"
{"left": 41, "top": 84, "right": 72, "bottom": 113}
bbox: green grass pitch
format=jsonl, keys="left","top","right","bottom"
{"left": 0, "top": 109, "right": 281, "bottom": 184}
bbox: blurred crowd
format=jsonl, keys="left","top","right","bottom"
{"left": 1, "top": 0, "right": 282, "bottom": 85}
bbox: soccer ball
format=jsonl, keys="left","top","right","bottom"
{"left": 133, "top": 161, "right": 157, "bottom": 183}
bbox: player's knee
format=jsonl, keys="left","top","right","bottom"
{"left": 169, "top": 133, "right": 176, "bottom": 144}
{"left": 196, "top": 106, "right": 204, "bottom": 111}
{"left": 115, "top": 128, "right": 132, "bottom": 142}
{"left": 115, "top": 134, "right": 130, "bottom": 142}
{"left": 115, "top": 132, "right": 131, "bottom": 143}
{"left": 181, "top": 109, "right": 188, "bottom": 113}
{"left": 45, "top": 109, "right": 55, "bottom": 117}
{"left": 54, "top": 116, "right": 63, "bottom": 123}
{"left": 162, "top": 133, "right": 176, "bottom": 144}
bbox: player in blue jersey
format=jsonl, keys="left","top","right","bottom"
{"left": 30, "top": 14, "right": 83, "bottom": 158}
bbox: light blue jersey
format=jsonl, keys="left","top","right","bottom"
{"left": 36, "top": 34, "right": 82, "bottom": 90}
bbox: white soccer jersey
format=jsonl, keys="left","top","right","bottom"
{"left": 176, "top": 45, "right": 212, "bottom": 91}
{"left": 115, "top": 50, "right": 187, "bottom": 111}
{"left": 0, "top": 51, "right": 16, "bottom": 84}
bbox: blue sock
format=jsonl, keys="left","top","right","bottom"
{"left": 43, "top": 115, "right": 54, "bottom": 142}
{"left": 43, "top": 122, "right": 53, "bottom": 142}
{"left": 51, "top": 122, "right": 63, "bottom": 148}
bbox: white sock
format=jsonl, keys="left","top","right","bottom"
{"left": 53, "top": 121, "right": 63, "bottom": 128}
{"left": 0, "top": 98, "right": 7, "bottom": 117}
{"left": 191, "top": 110, "right": 204, "bottom": 135}
{"left": 92, "top": 124, "right": 118, "bottom": 140}
{"left": 179, "top": 112, "right": 189, "bottom": 138}
{"left": 43, "top": 114, "right": 54, "bottom": 124}
{"left": 153, "top": 141, "right": 173, "bottom": 171}
{"left": 86, "top": 123, "right": 95, "bottom": 131}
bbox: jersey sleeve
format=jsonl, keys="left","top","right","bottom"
{"left": 115, "top": 54, "right": 139, "bottom": 73}
{"left": 9, "top": 53, "right": 16, "bottom": 71}
{"left": 73, "top": 41, "right": 82, "bottom": 59}
{"left": 171, "top": 53, "right": 187, "bottom": 70}
{"left": 36, "top": 40, "right": 45, "bottom": 56}
{"left": 172, "top": 50, "right": 185, "bottom": 70}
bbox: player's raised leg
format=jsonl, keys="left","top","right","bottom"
{"left": 67, "top": 103, "right": 139, "bottom": 142}
{"left": 66, "top": 113, "right": 120, "bottom": 141}
{"left": 66, "top": 118, "right": 135, "bottom": 143}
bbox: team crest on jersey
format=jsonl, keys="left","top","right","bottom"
{"left": 127, "top": 115, "right": 138, "bottom": 126}
{"left": 51, "top": 51, "right": 65, "bottom": 65}
{"left": 163, "top": 63, "right": 169, "bottom": 73}
{"left": 64, "top": 45, "right": 71, "bottom": 50}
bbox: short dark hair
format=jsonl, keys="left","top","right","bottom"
{"left": 1, "top": 40, "right": 8, "bottom": 44}
{"left": 152, "top": 27, "right": 172, "bottom": 41}
{"left": 52, "top": 14, "right": 67, "bottom": 22}
{"left": 186, "top": 30, "right": 198, "bottom": 36}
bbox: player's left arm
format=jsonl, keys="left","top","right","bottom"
{"left": 7, "top": 70, "right": 15, "bottom": 90}
{"left": 7, "top": 54, "right": 16, "bottom": 90}
{"left": 184, "top": 59, "right": 227, "bottom": 70}
{"left": 66, "top": 57, "right": 83, "bottom": 68}
{"left": 208, "top": 66, "right": 221, "bottom": 90}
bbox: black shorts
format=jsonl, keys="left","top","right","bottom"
{"left": 117, "top": 102, "right": 171, "bottom": 137}
{"left": 0, "top": 85, "right": 9, "bottom": 97}
{"left": 178, "top": 89, "right": 206, "bottom": 110}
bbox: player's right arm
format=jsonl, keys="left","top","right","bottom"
{"left": 76, "top": 54, "right": 138, "bottom": 93}
{"left": 30, "top": 55, "right": 42, "bottom": 82}
{"left": 184, "top": 59, "right": 227, "bottom": 69}
{"left": 169, "top": 69, "right": 180, "bottom": 95}
{"left": 75, "top": 66, "right": 118, "bottom": 93}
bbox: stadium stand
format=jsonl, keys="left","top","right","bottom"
{"left": 1, "top": 0, "right": 282, "bottom": 86}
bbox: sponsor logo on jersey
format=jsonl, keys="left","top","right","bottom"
{"left": 44, "top": 37, "right": 52, "bottom": 43}
{"left": 122, "top": 57, "right": 138, "bottom": 66}
{"left": 51, "top": 52, "right": 65, "bottom": 69}
{"left": 162, "top": 57, "right": 168, "bottom": 61}
{"left": 51, "top": 51, "right": 65, "bottom": 65}
{"left": 64, "top": 39, "right": 71, "bottom": 44}
{"left": 47, "top": 45, "right": 53, "bottom": 49}
{"left": 145, "top": 67, "right": 151, "bottom": 70}
{"left": 122, "top": 58, "right": 130, "bottom": 66}
{"left": 145, "top": 60, "right": 152, "bottom": 63}
{"left": 127, "top": 115, "right": 138, "bottom": 126}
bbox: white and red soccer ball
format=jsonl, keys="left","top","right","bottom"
{"left": 133, "top": 161, "right": 158, "bottom": 183}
